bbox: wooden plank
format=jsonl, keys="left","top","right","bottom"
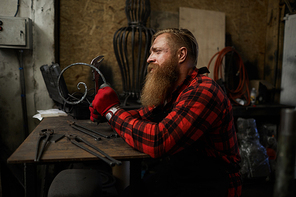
{"left": 274, "top": 4, "right": 286, "bottom": 103}
{"left": 280, "top": 14, "right": 296, "bottom": 106}
{"left": 264, "top": 0, "right": 280, "bottom": 88}
{"left": 179, "top": 7, "right": 225, "bottom": 80}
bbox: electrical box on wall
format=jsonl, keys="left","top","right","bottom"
{"left": 0, "top": 16, "right": 33, "bottom": 49}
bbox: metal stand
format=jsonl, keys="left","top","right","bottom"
{"left": 18, "top": 50, "right": 29, "bottom": 137}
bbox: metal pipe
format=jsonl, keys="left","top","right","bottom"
{"left": 18, "top": 50, "right": 29, "bottom": 137}
{"left": 273, "top": 108, "right": 296, "bottom": 197}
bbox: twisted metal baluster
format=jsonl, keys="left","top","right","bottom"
{"left": 113, "top": 0, "right": 154, "bottom": 106}
{"left": 113, "top": 28, "right": 127, "bottom": 93}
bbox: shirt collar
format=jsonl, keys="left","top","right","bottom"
{"left": 166, "top": 67, "right": 199, "bottom": 103}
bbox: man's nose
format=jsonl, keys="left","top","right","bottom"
{"left": 147, "top": 54, "right": 154, "bottom": 63}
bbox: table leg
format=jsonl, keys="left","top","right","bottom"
{"left": 129, "top": 159, "right": 142, "bottom": 197}
{"left": 24, "top": 163, "right": 37, "bottom": 197}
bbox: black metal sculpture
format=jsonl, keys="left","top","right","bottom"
{"left": 57, "top": 56, "right": 106, "bottom": 105}
{"left": 113, "top": 0, "right": 155, "bottom": 106}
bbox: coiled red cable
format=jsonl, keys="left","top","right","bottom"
{"left": 207, "top": 46, "right": 250, "bottom": 106}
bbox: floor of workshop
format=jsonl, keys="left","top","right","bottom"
{"left": 242, "top": 178, "right": 275, "bottom": 197}
{"left": 1, "top": 162, "right": 296, "bottom": 197}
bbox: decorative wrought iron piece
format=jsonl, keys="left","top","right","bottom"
{"left": 57, "top": 61, "right": 106, "bottom": 105}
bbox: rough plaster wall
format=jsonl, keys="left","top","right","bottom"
{"left": 32, "top": 1, "right": 56, "bottom": 109}
{"left": 0, "top": 49, "right": 25, "bottom": 152}
{"left": 60, "top": 0, "right": 268, "bottom": 95}
{"left": 0, "top": 0, "right": 55, "bottom": 153}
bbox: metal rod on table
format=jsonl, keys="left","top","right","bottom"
{"left": 70, "top": 138, "right": 115, "bottom": 167}
{"left": 69, "top": 124, "right": 101, "bottom": 141}
{"left": 71, "top": 122, "right": 110, "bottom": 138}
{"left": 66, "top": 135, "right": 121, "bottom": 167}
{"left": 79, "top": 137, "right": 122, "bottom": 166}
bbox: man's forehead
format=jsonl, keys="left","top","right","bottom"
{"left": 151, "top": 34, "right": 170, "bottom": 49}
{"left": 153, "top": 33, "right": 169, "bottom": 44}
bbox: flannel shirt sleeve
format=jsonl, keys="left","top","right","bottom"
{"left": 108, "top": 77, "right": 234, "bottom": 159}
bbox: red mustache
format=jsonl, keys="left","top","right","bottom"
{"left": 147, "top": 63, "right": 158, "bottom": 73}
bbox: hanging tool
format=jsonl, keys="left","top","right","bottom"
{"left": 66, "top": 134, "right": 122, "bottom": 166}
{"left": 35, "top": 129, "right": 54, "bottom": 162}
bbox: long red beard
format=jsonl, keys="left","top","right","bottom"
{"left": 140, "top": 58, "right": 179, "bottom": 107}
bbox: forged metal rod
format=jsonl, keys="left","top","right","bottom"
{"left": 91, "top": 55, "right": 104, "bottom": 92}
{"left": 71, "top": 122, "right": 110, "bottom": 138}
{"left": 66, "top": 135, "right": 115, "bottom": 166}
{"left": 66, "top": 135, "right": 122, "bottom": 166}
{"left": 77, "top": 135, "right": 122, "bottom": 166}
{"left": 57, "top": 57, "right": 106, "bottom": 105}
{"left": 69, "top": 123, "right": 101, "bottom": 141}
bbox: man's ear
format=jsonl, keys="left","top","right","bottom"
{"left": 178, "top": 47, "right": 187, "bottom": 64}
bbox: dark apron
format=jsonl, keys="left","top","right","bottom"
{"left": 140, "top": 146, "right": 230, "bottom": 197}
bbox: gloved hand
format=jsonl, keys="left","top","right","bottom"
{"left": 89, "top": 106, "right": 107, "bottom": 123}
{"left": 89, "top": 84, "right": 120, "bottom": 121}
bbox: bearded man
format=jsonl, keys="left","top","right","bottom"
{"left": 90, "top": 28, "right": 242, "bottom": 197}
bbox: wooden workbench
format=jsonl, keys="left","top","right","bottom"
{"left": 7, "top": 116, "right": 148, "bottom": 197}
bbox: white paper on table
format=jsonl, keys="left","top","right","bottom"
{"left": 33, "top": 109, "right": 67, "bottom": 121}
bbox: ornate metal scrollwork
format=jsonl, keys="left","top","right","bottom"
{"left": 57, "top": 60, "right": 106, "bottom": 105}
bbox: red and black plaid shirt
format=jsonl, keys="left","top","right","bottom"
{"left": 109, "top": 68, "right": 242, "bottom": 197}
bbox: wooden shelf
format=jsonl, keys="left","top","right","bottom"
{"left": 232, "top": 104, "right": 295, "bottom": 118}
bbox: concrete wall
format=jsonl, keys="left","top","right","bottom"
{"left": 0, "top": 0, "right": 55, "bottom": 154}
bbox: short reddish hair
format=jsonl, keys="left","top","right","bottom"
{"left": 152, "top": 28, "right": 199, "bottom": 66}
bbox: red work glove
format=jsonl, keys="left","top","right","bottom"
{"left": 89, "top": 106, "right": 108, "bottom": 123}
{"left": 89, "top": 84, "right": 120, "bottom": 121}
{"left": 89, "top": 106, "right": 99, "bottom": 122}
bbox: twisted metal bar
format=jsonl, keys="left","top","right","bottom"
{"left": 57, "top": 62, "right": 106, "bottom": 105}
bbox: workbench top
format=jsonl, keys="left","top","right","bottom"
{"left": 7, "top": 116, "right": 148, "bottom": 164}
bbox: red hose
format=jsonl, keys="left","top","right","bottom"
{"left": 207, "top": 47, "right": 250, "bottom": 106}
